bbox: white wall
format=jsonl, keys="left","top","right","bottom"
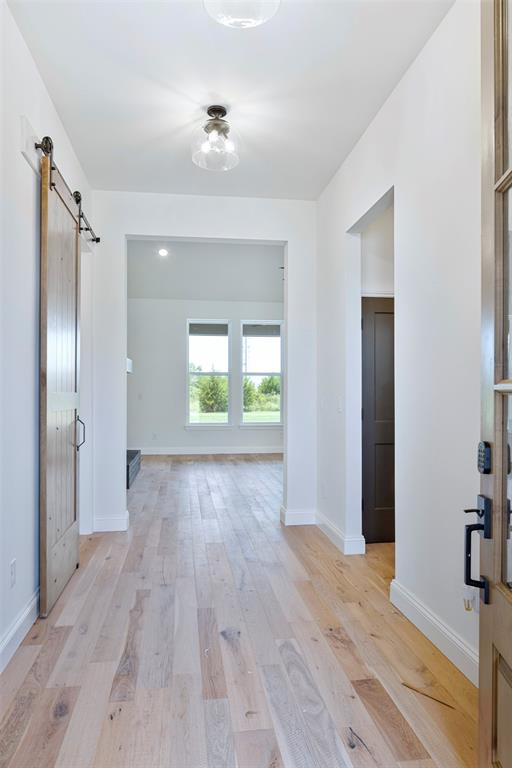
{"left": 361, "top": 203, "right": 394, "bottom": 296}
{"left": 128, "top": 299, "right": 283, "bottom": 453}
{"left": 91, "top": 192, "right": 317, "bottom": 532}
{"left": 0, "top": 0, "right": 94, "bottom": 670}
{"left": 316, "top": 0, "right": 480, "bottom": 682}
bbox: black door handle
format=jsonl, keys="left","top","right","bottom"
{"left": 464, "top": 519, "right": 490, "bottom": 604}
{"left": 76, "top": 416, "right": 86, "bottom": 450}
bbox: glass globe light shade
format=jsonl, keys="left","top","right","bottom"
{"left": 191, "top": 109, "right": 240, "bottom": 172}
{"left": 203, "top": 0, "right": 280, "bottom": 29}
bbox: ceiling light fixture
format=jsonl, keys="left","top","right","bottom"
{"left": 203, "top": 0, "right": 280, "bottom": 29}
{"left": 191, "top": 105, "right": 239, "bottom": 172}
{"left": 158, "top": 248, "right": 169, "bottom": 257}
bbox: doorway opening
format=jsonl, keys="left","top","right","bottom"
{"left": 125, "top": 236, "right": 286, "bottom": 519}
{"left": 344, "top": 190, "right": 395, "bottom": 575}
{"left": 360, "top": 201, "right": 395, "bottom": 548}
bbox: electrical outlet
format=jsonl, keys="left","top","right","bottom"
{"left": 10, "top": 559, "right": 16, "bottom": 588}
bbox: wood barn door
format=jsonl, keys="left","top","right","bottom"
{"left": 480, "top": 1, "right": 512, "bottom": 764}
{"left": 362, "top": 297, "right": 395, "bottom": 543}
{"left": 39, "top": 154, "right": 82, "bottom": 617}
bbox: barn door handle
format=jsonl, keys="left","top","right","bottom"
{"left": 76, "top": 416, "right": 86, "bottom": 450}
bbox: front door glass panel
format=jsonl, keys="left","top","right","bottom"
{"left": 502, "top": 6, "right": 512, "bottom": 589}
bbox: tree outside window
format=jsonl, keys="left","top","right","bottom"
{"left": 242, "top": 324, "right": 282, "bottom": 424}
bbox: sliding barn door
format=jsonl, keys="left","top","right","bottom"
{"left": 39, "top": 154, "right": 81, "bottom": 617}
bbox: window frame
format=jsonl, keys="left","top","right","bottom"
{"left": 186, "top": 318, "right": 232, "bottom": 428}
{"left": 239, "top": 319, "right": 284, "bottom": 427}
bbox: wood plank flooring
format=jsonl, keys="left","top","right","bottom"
{"left": 0, "top": 455, "right": 477, "bottom": 767}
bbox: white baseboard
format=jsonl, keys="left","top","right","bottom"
{"left": 280, "top": 506, "right": 316, "bottom": 526}
{"left": 390, "top": 579, "right": 479, "bottom": 685}
{"left": 316, "top": 511, "right": 366, "bottom": 555}
{"left": 94, "top": 510, "right": 129, "bottom": 533}
{"left": 140, "top": 446, "right": 283, "bottom": 456}
{"left": 0, "top": 589, "right": 39, "bottom": 673}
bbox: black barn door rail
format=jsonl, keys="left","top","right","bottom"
{"left": 35, "top": 135, "right": 100, "bottom": 243}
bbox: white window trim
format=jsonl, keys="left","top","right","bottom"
{"left": 186, "top": 318, "right": 232, "bottom": 427}
{"left": 240, "top": 319, "right": 284, "bottom": 427}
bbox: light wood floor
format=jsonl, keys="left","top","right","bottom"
{"left": 0, "top": 455, "right": 477, "bottom": 768}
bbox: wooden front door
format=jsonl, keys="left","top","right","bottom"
{"left": 480, "top": 2, "right": 512, "bottom": 764}
{"left": 39, "top": 154, "right": 81, "bottom": 617}
{"left": 362, "top": 297, "right": 395, "bottom": 543}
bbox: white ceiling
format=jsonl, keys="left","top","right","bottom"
{"left": 9, "top": 0, "right": 454, "bottom": 200}
{"left": 127, "top": 239, "right": 284, "bottom": 301}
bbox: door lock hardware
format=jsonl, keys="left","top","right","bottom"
{"left": 464, "top": 494, "right": 492, "bottom": 539}
{"left": 477, "top": 441, "right": 492, "bottom": 474}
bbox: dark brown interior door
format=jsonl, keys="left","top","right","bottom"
{"left": 362, "top": 297, "right": 395, "bottom": 543}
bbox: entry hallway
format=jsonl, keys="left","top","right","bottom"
{"left": 0, "top": 456, "right": 476, "bottom": 768}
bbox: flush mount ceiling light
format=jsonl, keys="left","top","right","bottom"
{"left": 191, "top": 105, "right": 239, "bottom": 172}
{"left": 203, "top": 0, "right": 280, "bottom": 29}
{"left": 158, "top": 248, "right": 169, "bottom": 257}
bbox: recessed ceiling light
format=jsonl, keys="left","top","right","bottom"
{"left": 191, "top": 105, "right": 239, "bottom": 172}
{"left": 158, "top": 248, "right": 169, "bottom": 257}
{"left": 203, "top": 0, "right": 280, "bottom": 29}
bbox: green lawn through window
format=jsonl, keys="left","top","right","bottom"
{"left": 189, "top": 411, "right": 228, "bottom": 424}
{"left": 243, "top": 411, "right": 281, "bottom": 424}
{"left": 189, "top": 411, "right": 281, "bottom": 424}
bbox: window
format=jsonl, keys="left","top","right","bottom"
{"left": 188, "top": 322, "right": 229, "bottom": 424}
{"left": 242, "top": 323, "right": 282, "bottom": 424}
